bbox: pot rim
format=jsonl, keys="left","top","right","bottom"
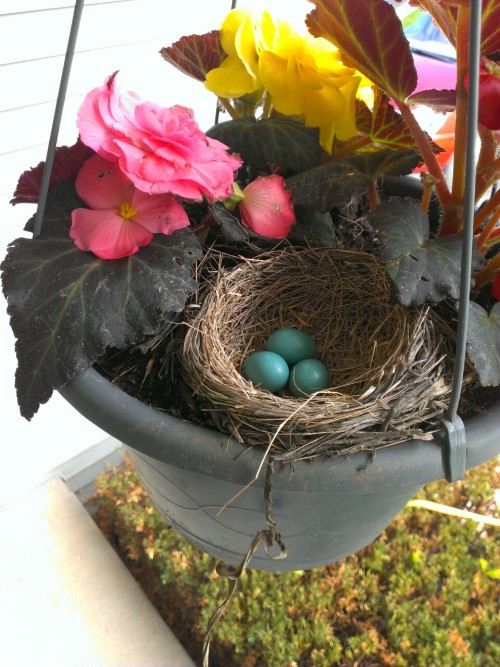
{"left": 59, "top": 367, "right": 500, "bottom": 492}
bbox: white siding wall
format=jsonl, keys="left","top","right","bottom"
{"left": 0, "top": 0, "right": 310, "bottom": 500}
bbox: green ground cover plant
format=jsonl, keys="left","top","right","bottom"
{"left": 90, "top": 457, "right": 499, "bottom": 667}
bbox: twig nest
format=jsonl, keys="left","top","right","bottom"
{"left": 181, "top": 247, "right": 452, "bottom": 460}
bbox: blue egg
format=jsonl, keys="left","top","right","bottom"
{"left": 289, "top": 359, "right": 330, "bottom": 397}
{"left": 243, "top": 351, "right": 290, "bottom": 392}
{"left": 266, "top": 328, "right": 316, "bottom": 366}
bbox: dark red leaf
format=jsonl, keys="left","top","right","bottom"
{"left": 306, "top": 0, "right": 417, "bottom": 103}
{"left": 370, "top": 90, "right": 418, "bottom": 149}
{"left": 160, "top": 31, "right": 226, "bottom": 83}
{"left": 481, "top": 0, "right": 500, "bottom": 57}
{"left": 354, "top": 99, "right": 373, "bottom": 135}
{"left": 408, "top": 88, "right": 457, "bottom": 112}
{"left": 11, "top": 139, "right": 94, "bottom": 205}
{"left": 356, "top": 90, "right": 443, "bottom": 155}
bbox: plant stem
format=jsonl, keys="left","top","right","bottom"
{"left": 475, "top": 128, "right": 500, "bottom": 200}
{"left": 473, "top": 187, "right": 500, "bottom": 232}
{"left": 477, "top": 202, "right": 500, "bottom": 251}
{"left": 367, "top": 182, "right": 380, "bottom": 210}
{"left": 420, "top": 173, "right": 437, "bottom": 215}
{"left": 475, "top": 251, "right": 500, "bottom": 288}
{"left": 444, "top": 5, "right": 471, "bottom": 235}
{"left": 397, "top": 100, "right": 452, "bottom": 210}
{"left": 260, "top": 91, "right": 273, "bottom": 119}
{"left": 218, "top": 97, "right": 239, "bottom": 120}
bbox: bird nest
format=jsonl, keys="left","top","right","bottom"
{"left": 181, "top": 247, "right": 452, "bottom": 461}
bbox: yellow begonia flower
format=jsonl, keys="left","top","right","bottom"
{"left": 204, "top": 9, "right": 362, "bottom": 151}
{"left": 205, "top": 9, "right": 263, "bottom": 98}
{"left": 259, "top": 33, "right": 360, "bottom": 152}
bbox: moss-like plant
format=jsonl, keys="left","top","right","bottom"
{"left": 90, "top": 456, "right": 499, "bottom": 667}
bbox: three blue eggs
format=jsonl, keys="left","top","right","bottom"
{"left": 243, "top": 328, "right": 330, "bottom": 396}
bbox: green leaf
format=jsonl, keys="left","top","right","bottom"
{"left": 288, "top": 207, "right": 336, "bottom": 247}
{"left": 486, "top": 568, "right": 500, "bottom": 581}
{"left": 160, "top": 31, "right": 225, "bottom": 82}
{"left": 306, "top": 0, "right": 417, "bottom": 103}
{"left": 466, "top": 301, "right": 500, "bottom": 387}
{"left": 1, "top": 181, "right": 202, "bottom": 419}
{"left": 370, "top": 197, "right": 483, "bottom": 306}
{"left": 209, "top": 203, "right": 249, "bottom": 244}
{"left": 348, "top": 149, "right": 422, "bottom": 180}
{"left": 206, "top": 118, "right": 322, "bottom": 173}
{"left": 285, "top": 160, "right": 372, "bottom": 212}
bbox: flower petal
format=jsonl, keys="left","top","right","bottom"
{"left": 465, "top": 59, "right": 500, "bottom": 131}
{"left": 77, "top": 74, "right": 242, "bottom": 200}
{"left": 205, "top": 57, "right": 261, "bottom": 97}
{"left": 130, "top": 191, "right": 190, "bottom": 234}
{"left": 239, "top": 175, "right": 295, "bottom": 238}
{"left": 70, "top": 208, "right": 152, "bottom": 259}
{"left": 75, "top": 154, "right": 134, "bottom": 210}
{"left": 204, "top": 8, "right": 262, "bottom": 97}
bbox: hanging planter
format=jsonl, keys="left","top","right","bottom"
{"left": 59, "top": 267, "right": 500, "bottom": 571}
{"left": 60, "top": 364, "right": 500, "bottom": 571}
{"left": 2, "top": 0, "right": 500, "bottom": 577}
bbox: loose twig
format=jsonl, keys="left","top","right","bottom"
{"left": 203, "top": 460, "right": 287, "bottom": 667}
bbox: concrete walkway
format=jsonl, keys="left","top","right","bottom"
{"left": 0, "top": 478, "right": 196, "bottom": 667}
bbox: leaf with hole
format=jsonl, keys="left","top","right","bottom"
{"left": 1, "top": 180, "right": 202, "bottom": 419}
{"left": 370, "top": 197, "right": 483, "bottom": 306}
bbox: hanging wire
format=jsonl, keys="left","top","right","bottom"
{"left": 33, "top": 0, "right": 85, "bottom": 238}
{"left": 445, "top": 0, "right": 482, "bottom": 422}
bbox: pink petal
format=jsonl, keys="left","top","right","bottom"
{"left": 70, "top": 208, "right": 152, "bottom": 259}
{"left": 239, "top": 175, "right": 295, "bottom": 238}
{"left": 130, "top": 191, "right": 190, "bottom": 234}
{"left": 77, "top": 74, "right": 241, "bottom": 202}
{"left": 75, "top": 155, "right": 134, "bottom": 210}
{"left": 77, "top": 84, "right": 118, "bottom": 162}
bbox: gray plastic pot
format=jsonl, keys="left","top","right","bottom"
{"left": 59, "top": 367, "right": 500, "bottom": 571}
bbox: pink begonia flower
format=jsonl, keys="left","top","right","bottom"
{"left": 70, "top": 154, "right": 190, "bottom": 259}
{"left": 77, "top": 73, "right": 242, "bottom": 201}
{"left": 239, "top": 175, "right": 295, "bottom": 238}
{"left": 464, "top": 59, "right": 500, "bottom": 131}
